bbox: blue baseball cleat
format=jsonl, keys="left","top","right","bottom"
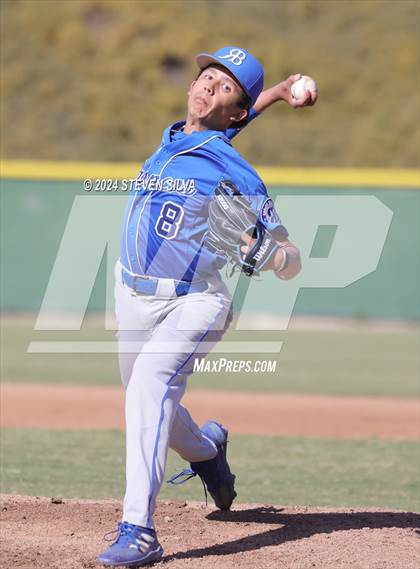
{"left": 168, "top": 420, "right": 237, "bottom": 511}
{"left": 97, "top": 521, "right": 163, "bottom": 567}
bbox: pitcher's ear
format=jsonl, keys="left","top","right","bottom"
{"left": 230, "top": 109, "right": 248, "bottom": 123}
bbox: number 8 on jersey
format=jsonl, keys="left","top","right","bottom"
{"left": 155, "top": 201, "right": 184, "bottom": 240}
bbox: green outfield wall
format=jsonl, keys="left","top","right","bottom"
{"left": 0, "top": 163, "right": 418, "bottom": 319}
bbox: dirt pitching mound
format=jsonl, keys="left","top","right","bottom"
{"left": 1, "top": 495, "right": 419, "bottom": 569}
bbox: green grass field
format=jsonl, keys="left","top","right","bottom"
{"left": 1, "top": 428, "right": 418, "bottom": 511}
{"left": 1, "top": 315, "right": 419, "bottom": 397}
{"left": 2, "top": 315, "right": 418, "bottom": 511}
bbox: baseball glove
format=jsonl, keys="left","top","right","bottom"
{"left": 205, "top": 179, "right": 279, "bottom": 277}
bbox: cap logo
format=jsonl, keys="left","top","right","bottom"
{"left": 218, "top": 48, "right": 246, "bottom": 66}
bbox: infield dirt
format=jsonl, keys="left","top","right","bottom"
{"left": 1, "top": 495, "right": 419, "bottom": 569}
{"left": 2, "top": 383, "right": 419, "bottom": 440}
{"left": 2, "top": 384, "right": 419, "bottom": 567}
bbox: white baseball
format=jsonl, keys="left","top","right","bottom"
{"left": 291, "top": 75, "right": 317, "bottom": 99}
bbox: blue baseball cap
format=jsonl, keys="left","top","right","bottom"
{"left": 196, "top": 46, "right": 264, "bottom": 106}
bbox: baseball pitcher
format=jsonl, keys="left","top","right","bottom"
{"left": 98, "top": 46, "right": 316, "bottom": 567}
